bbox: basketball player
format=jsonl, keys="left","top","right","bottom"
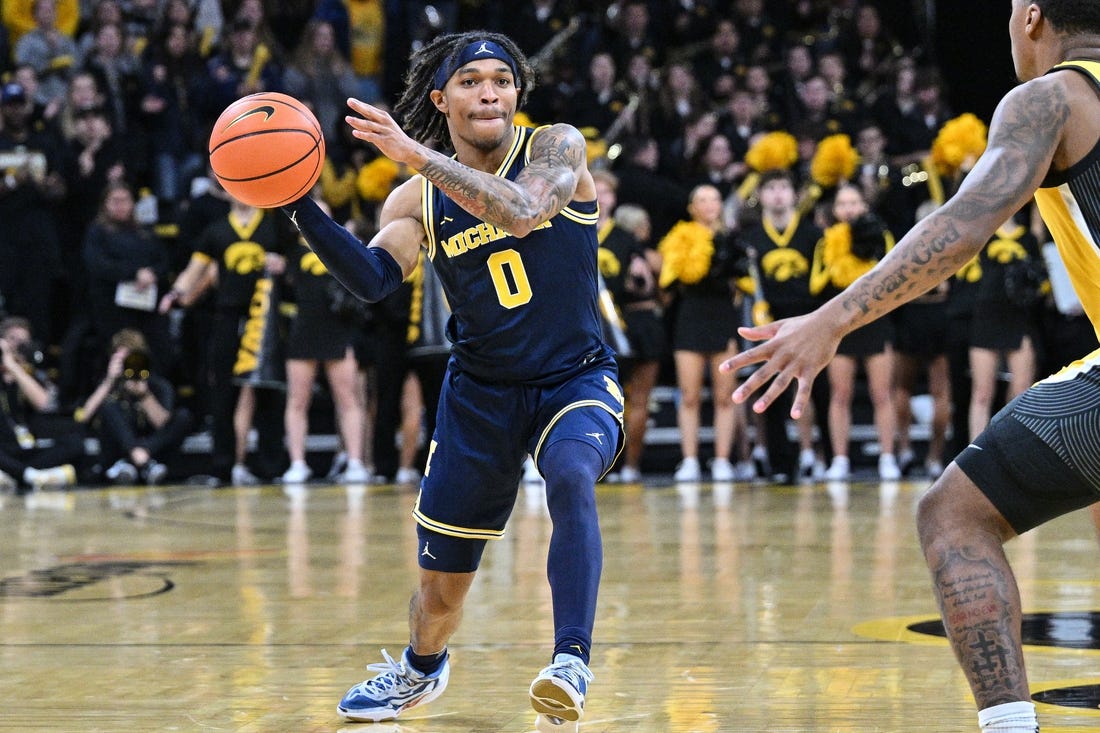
{"left": 720, "top": 3, "right": 1100, "bottom": 731}
{"left": 280, "top": 31, "right": 623, "bottom": 727}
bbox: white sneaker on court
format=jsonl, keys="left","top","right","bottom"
{"left": 673, "top": 457, "right": 701, "bottom": 482}
{"left": 824, "top": 455, "right": 850, "bottom": 481}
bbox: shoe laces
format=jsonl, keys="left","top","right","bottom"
{"left": 358, "top": 649, "right": 420, "bottom": 695}
{"left": 546, "top": 656, "right": 593, "bottom": 692}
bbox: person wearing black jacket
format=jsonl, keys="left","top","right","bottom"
{"left": 82, "top": 181, "right": 174, "bottom": 375}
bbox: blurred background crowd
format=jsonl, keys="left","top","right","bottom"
{"left": 0, "top": 0, "right": 1094, "bottom": 492}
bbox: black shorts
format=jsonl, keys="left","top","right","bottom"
{"left": 622, "top": 307, "right": 669, "bottom": 363}
{"left": 955, "top": 371, "right": 1100, "bottom": 534}
{"left": 837, "top": 316, "right": 893, "bottom": 358}
{"left": 893, "top": 302, "right": 948, "bottom": 357}
{"left": 970, "top": 301, "right": 1035, "bottom": 351}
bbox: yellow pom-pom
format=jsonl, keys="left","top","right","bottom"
{"left": 931, "top": 113, "right": 987, "bottom": 175}
{"left": 822, "top": 222, "right": 874, "bottom": 288}
{"left": 744, "top": 131, "right": 798, "bottom": 173}
{"left": 357, "top": 156, "right": 401, "bottom": 202}
{"left": 810, "top": 134, "right": 859, "bottom": 188}
{"left": 658, "top": 221, "right": 715, "bottom": 288}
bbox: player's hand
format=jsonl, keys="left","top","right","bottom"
{"left": 346, "top": 98, "right": 419, "bottom": 165}
{"left": 719, "top": 313, "right": 841, "bottom": 419}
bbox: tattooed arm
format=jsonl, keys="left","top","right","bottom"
{"left": 344, "top": 97, "right": 588, "bottom": 238}
{"left": 832, "top": 77, "right": 1065, "bottom": 329}
{"left": 415, "top": 124, "right": 589, "bottom": 237}
{"left": 720, "top": 74, "right": 1069, "bottom": 416}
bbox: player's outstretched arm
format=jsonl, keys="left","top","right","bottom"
{"left": 282, "top": 179, "right": 424, "bottom": 303}
{"left": 345, "top": 97, "right": 584, "bottom": 237}
{"left": 721, "top": 76, "right": 1068, "bottom": 418}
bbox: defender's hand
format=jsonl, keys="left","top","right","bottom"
{"left": 719, "top": 313, "right": 840, "bottom": 419}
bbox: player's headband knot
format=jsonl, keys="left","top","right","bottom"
{"left": 432, "top": 40, "right": 519, "bottom": 90}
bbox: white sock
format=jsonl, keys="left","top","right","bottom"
{"left": 978, "top": 701, "right": 1038, "bottom": 732}
{"left": 22, "top": 467, "right": 38, "bottom": 483}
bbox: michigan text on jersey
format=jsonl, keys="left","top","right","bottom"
{"left": 439, "top": 219, "right": 553, "bottom": 258}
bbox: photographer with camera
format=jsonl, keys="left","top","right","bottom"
{"left": 76, "top": 328, "right": 193, "bottom": 485}
{"left": 0, "top": 317, "right": 81, "bottom": 492}
{"left": 810, "top": 183, "right": 901, "bottom": 480}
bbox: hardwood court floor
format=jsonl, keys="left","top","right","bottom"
{"left": 3, "top": 477, "right": 1100, "bottom": 732}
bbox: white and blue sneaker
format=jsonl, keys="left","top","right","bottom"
{"left": 337, "top": 647, "right": 450, "bottom": 722}
{"left": 529, "top": 653, "right": 593, "bottom": 725}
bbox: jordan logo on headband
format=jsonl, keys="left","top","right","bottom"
{"left": 475, "top": 42, "right": 491, "bottom": 55}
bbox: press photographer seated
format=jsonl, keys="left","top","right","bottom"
{"left": 76, "top": 329, "right": 194, "bottom": 485}
{"left": 0, "top": 317, "right": 82, "bottom": 492}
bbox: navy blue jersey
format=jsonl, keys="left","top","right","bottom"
{"left": 421, "top": 125, "right": 614, "bottom": 385}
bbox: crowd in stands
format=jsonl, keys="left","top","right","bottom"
{"left": 0, "top": 0, "right": 1095, "bottom": 491}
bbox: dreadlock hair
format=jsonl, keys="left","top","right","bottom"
{"left": 1038, "top": 0, "right": 1100, "bottom": 35}
{"left": 393, "top": 30, "right": 535, "bottom": 151}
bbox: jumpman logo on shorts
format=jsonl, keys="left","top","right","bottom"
{"left": 585, "top": 432, "right": 604, "bottom": 445}
{"left": 421, "top": 542, "right": 437, "bottom": 560}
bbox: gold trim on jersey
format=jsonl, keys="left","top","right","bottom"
{"left": 531, "top": 400, "right": 625, "bottom": 476}
{"left": 412, "top": 493, "right": 507, "bottom": 540}
{"left": 1040, "top": 347, "right": 1100, "bottom": 384}
{"left": 558, "top": 206, "right": 598, "bottom": 226}
{"left": 421, "top": 175, "right": 437, "bottom": 260}
{"left": 191, "top": 251, "right": 213, "bottom": 266}
{"left": 1034, "top": 186, "right": 1100, "bottom": 341}
{"left": 1052, "top": 59, "right": 1100, "bottom": 78}
{"left": 228, "top": 208, "right": 263, "bottom": 240}
{"left": 763, "top": 213, "right": 802, "bottom": 247}
{"left": 497, "top": 125, "right": 527, "bottom": 175}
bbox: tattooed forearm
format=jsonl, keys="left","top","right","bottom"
{"left": 839, "top": 215, "right": 970, "bottom": 321}
{"left": 837, "top": 78, "right": 1069, "bottom": 328}
{"left": 930, "top": 546, "right": 1028, "bottom": 708}
{"left": 416, "top": 124, "right": 582, "bottom": 235}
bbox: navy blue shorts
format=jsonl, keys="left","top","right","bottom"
{"left": 413, "top": 363, "right": 624, "bottom": 572}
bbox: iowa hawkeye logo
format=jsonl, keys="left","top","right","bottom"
{"left": 859, "top": 612, "right": 1100, "bottom": 714}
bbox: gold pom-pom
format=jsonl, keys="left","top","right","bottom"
{"left": 357, "top": 156, "right": 401, "bottom": 202}
{"left": 658, "top": 221, "right": 715, "bottom": 288}
{"left": 822, "top": 222, "right": 874, "bottom": 288}
{"left": 744, "top": 131, "right": 799, "bottom": 172}
{"left": 810, "top": 134, "right": 859, "bottom": 187}
{"left": 931, "top": 113, "right": 987, "bottom": 175}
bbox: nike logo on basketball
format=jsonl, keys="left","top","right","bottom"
{"left": 421, "top": 542, "right": 436, "bottom": 560}
{"left": 226, "top": 105, "right": 276, "bottom": 128}
{"left": 474, "top": 42, "right": 492, "bottom": 55}
{"left": 586, "top": 432, "right": 604, "bottom": 445}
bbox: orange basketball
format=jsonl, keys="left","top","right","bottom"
{"left": 208, "top": 92, "right": 325, "bottom": 208}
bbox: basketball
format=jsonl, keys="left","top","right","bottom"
{"left": 208, "top": 92, "right": 325, "bottom": 208}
